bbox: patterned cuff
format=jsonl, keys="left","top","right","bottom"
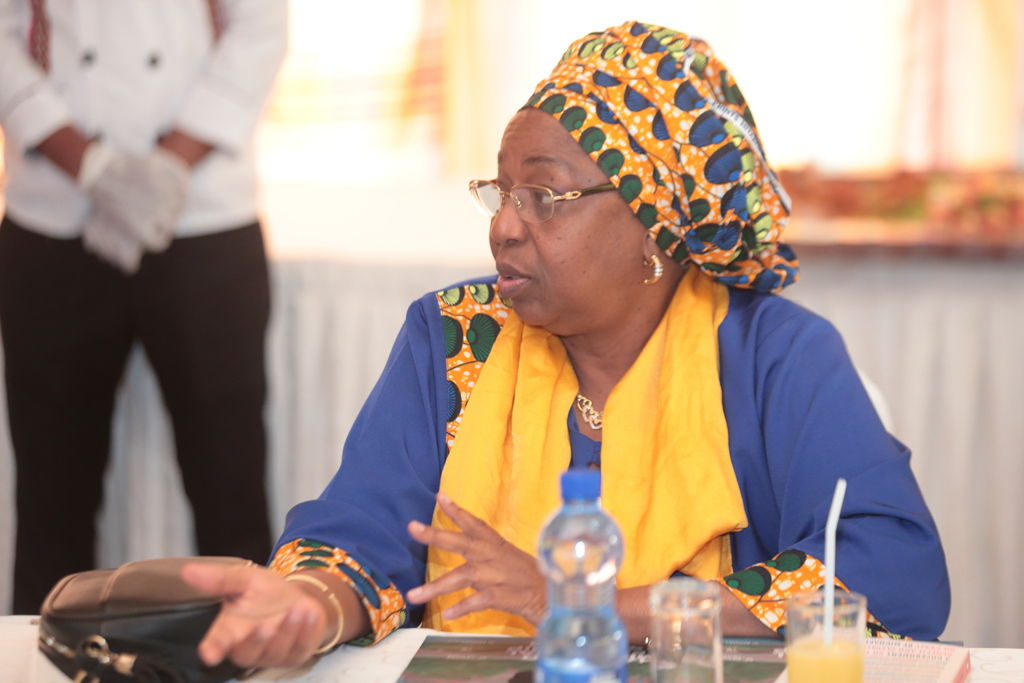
{"left": 270, "top": 539, "right": 408, "bottom": 646}
{"left": 714, "top": 548, "right": 900, "bottom": 639}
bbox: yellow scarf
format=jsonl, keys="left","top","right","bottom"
{"left": 423, "top": 268, "right": 748, "bottom": 635}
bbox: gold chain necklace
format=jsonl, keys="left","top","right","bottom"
{"left": 575, "top": 393, "right": 603, "bottom": 430}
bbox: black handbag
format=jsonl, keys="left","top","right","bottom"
{"left": 38, "top": 556, "right": 251, "bottom": 683}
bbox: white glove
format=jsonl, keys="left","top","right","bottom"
{"left": 80, "top": 203, "right": 145, "bottom": 274}
{"left": 78, "top": 142, "right": 192, "bottom": 271}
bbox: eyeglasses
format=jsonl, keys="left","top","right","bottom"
{"left": 469, "top": 179, "right": 617, "bottom": 224}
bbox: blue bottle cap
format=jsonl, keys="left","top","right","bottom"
{"left": 561, "top": 470, "right": 601, "bottom": 501}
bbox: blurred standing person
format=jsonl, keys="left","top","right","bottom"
{"left": 0, "top": 0, "right": 288, "bottom": 613}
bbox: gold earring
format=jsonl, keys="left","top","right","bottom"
{"left": 643, "top": 253, "right": 663, "bottom": 285}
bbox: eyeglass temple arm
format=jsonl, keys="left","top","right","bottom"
{"left": 554, "top": 183, "right": 617, "bottom": 202}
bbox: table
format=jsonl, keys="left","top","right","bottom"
{"left": 2, "top": 616, "right": 1023, "bottom": 683}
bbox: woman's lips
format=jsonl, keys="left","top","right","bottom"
{"left": 497, "top": 275, "right": 529, "bottom": 299}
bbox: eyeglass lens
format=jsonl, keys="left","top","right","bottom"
{"left": 471, "top": 181, "right": 556, "bottom": 223}
{"left": 516, "top": 186, "right": 555, "bottom": 223}
{"left": 472, "top": 181, "right": 503, "bottom": 217}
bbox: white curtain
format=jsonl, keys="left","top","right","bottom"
{"left": 1, "top": 253, "right": 1022, "bottom": 649}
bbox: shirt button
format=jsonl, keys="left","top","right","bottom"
{"left": 148, "top": 53, "right": 161, "bottom": 69}
{"left": 81, "top": 50, "right": 95, "bottom": 66}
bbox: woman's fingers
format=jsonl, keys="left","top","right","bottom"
{"left": 441, "top": 587, "right": 498, "bottom": 620}
{"left": 435, "top": 493, "right": 500, "bottom": 540}
{"left": 181, "top": 561, "right": 251, "bottom": 599}
{"left": 424, "top": 575, "right": 545, "bottom": 625}
{"left": 407, "top": 494, "right": 546, "bottom": 623}
{"left": 405, "top": 547, "right": 540, "bottom": 608}
{"left": 258, "top": 608, "right": 306, "bottom": 669}
{"left": 405, "top": 562, "right": 481, "bottom": 605}
{"left": 282, "top": 609, "right": 326, "bottom": 667}
{"left": 199, "top": 599, "right": 324, "bottom": 669}
{"left": 228, "top": 617, "right": 279, "bottom": 669}
{"left": 408, "top": 520, "right": 475, "bottom": 557}
{"left": 239, "top": 596, "right": 327, "bottom": 669}
{"left": 184, "top": 562, "right": 329, "bottom": 670}
{"left": 444, "top": 580, "right": 546, "bottom": 625}
{"left": 184, "top": 563, "right": 262, "bottom": 666}
{"left": 408, "top": 495, "right": 505, "bottom": 559}
{"left": 197, "top": 611, "right": 257, "bottom": 666}
{"left": 443, "top": 584, "right": 545, "bottom": 625}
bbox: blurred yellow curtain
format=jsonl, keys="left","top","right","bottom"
{"left": 439, "top": 0, "right": 493, "bottom": 178}
{"left": 900, "top": 0, "right": 1024, "bottom": 170}
{"left": 246, "top": 1, "right": 1024, "bottom": 184}
{"left": 395, "top": 0, "right": 494, "bottom": 178}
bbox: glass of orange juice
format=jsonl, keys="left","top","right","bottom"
{"left": 785, "top": 591, "right": 866, "bottom": 683}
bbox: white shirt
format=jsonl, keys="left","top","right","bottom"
{"left": 0, "top": 0, "right": 287, "bottom": 238}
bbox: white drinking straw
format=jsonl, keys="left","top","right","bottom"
{"left": 823, "top": 478, "right": 847, "bottom": 647}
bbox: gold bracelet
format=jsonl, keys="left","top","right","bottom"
{"left": 285, "top": 573, "right": 345, "bottom": 654}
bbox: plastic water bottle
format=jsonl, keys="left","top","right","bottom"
{"left": 536, "top": 470, "right": 627, "bottom": 683}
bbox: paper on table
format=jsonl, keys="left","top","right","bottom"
{"left": 0, "top": 619, "right": 39, "bottom": 683}
{"left": 775, "top": 639, "right": 972, "bottom": 683}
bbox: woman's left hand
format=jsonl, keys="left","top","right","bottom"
{"left": 405, "top": 493, "right": 547, "bottom": 624}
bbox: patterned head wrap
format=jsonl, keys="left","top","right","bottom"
{"left": 525, "top": 22, "right": 799, "bottom": 292}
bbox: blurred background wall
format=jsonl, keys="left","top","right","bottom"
{"left": 2, "top": 0, "right": 1024, "bottom": 649}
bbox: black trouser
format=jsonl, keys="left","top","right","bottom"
{"left": 0, "top": 216, "right": 272, "bottom": 614}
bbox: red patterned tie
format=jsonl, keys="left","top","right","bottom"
{"left": 206, "top": 0, "right": 224, "bottom": 42}
{"left": 28, "top": 0, "right": 50, "bottom": 71}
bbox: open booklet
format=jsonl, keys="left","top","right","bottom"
{"left": 395, "top": 635, "right": 787, "bottom": 683}
{"left": 865, "top": 639, "right": 970, "bottom": 683}
{"left": 396, "top": 635, "right": 971, "bottom": 683}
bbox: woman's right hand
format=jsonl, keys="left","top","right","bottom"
{"left": 181, "top": 562, "right": 329, "bottom": 669}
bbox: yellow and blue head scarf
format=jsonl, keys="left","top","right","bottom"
{"left": 525, "top": 22, "right": 799, "bottom": 293}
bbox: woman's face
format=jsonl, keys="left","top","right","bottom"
{"left": 491, "top": 108, "right": 650, "bottom": 338}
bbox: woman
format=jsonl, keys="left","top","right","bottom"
{"left": 183, "top": 22, "right": 950, "bottom": 669}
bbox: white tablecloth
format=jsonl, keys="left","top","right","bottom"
{"left": 4, "top": 617, "right": 434, "bottom": 683}
{"left": 2, "top": 617, "right": 1022, "bottom": 683}
{"left": 1, "top": 252, "right": 1023, "bottom": 649}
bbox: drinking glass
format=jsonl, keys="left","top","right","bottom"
{"left": 649, "top": 577, "right": 723, "bottom": 683}
{"left": 785, "top": 591, "right": 867, "bottom": 683}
